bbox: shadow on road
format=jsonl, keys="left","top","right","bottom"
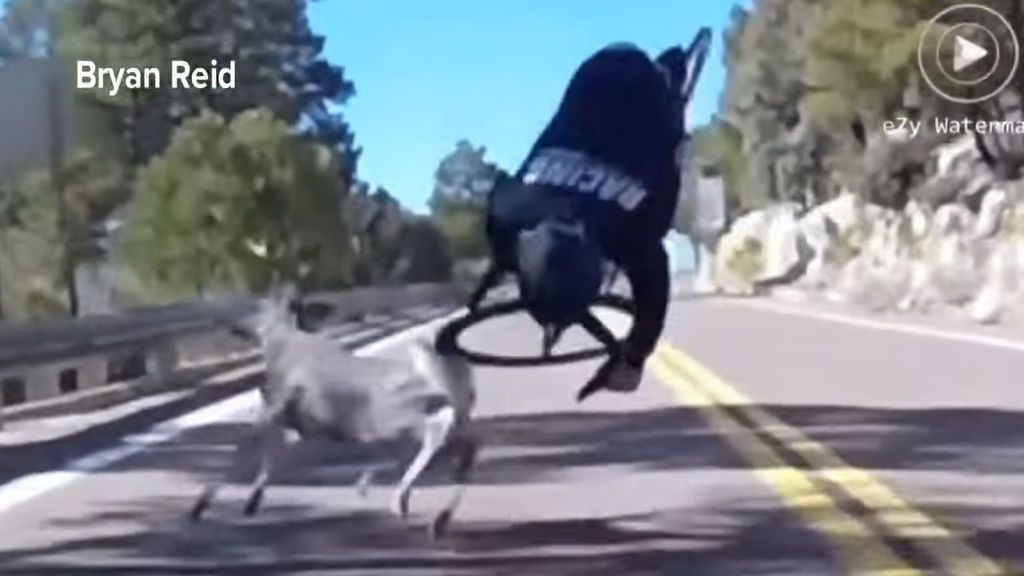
{"left": 5, "top": 401, "right": 1024, "bottom": 573}
{"left": 108, "top": 402, "right": 1024, "bottom": 485}
{"left": 94, "top": 406, "right": 750, "bottom": 488}
{"left": 0, "top": 496, "right": 849, "bottom": 575}
{"left": 759, "top": 404, "right": 1024, "bottom": 474}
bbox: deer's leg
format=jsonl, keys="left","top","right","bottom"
{"left": 242, "top": 422, "right": 286, "bottom": 516}
{"left": 391, "top": 406, "right": 455, "bottom": 519}
{"left": 354, "top": 466, "right": 379, "bottom": 499}
{"left": 429, "top": 431, "right": 479, "bottom": 539}
{"left": 190, "top": 413, "right": 272, "bottom": 521}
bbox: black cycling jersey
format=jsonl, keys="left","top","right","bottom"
{"left": 485, "top": 43, "right": 685, "bottom": 364}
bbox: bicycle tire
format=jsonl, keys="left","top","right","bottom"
{"left": 434, "top": 293, "right": 634, "bottom": 367}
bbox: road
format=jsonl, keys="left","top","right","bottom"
{"left": 1, "top": 294, "right": 1023, "bottom": 575}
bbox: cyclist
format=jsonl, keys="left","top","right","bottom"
{"left": 469, "top": 30, "right": 711, "bottom": 401}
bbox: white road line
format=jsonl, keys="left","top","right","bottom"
{"left": 0, "top": 311, "right": 458, "bottom": 515}
{"left": 727, "top": 299, "right": 1024, "bottom": 354}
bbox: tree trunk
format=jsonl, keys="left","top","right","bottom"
{"left": 49, "top": 64, "right": 78, "bottom": 317}
{"left": 0, "top": 236, "right": 5, "bottom": 321}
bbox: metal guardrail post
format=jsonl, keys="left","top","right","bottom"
{"left": 145, "top": 340, "right": 180, "bottom": 390}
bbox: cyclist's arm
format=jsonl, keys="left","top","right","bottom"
{"left": 620, "top": 242, "right": 669, "bottom": 366}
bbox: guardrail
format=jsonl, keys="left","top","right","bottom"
{"left": 0, "top": 283, "right": 467, "bottom": 427}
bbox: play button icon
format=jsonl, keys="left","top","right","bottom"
{"left": 936, "top": 22, "right": 1000, "bottom": 84}
{"left": 954, "top": 35, "right": 989, "bottom": 72}
{"left": 919, "top": 4, "right": 1020, "bottom": 103}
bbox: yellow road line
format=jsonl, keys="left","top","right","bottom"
{"left": 650, "top": 356, "right": 921, "bottom": 576}
{"left": 657, "top": 344, "right": 1006, "bottom": 576}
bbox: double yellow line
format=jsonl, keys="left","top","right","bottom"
{"left": 652, "top": 344, "right": 1005, "bottom": 576}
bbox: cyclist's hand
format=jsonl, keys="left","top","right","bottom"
{"left": 576, "top": 352, "right": 644, "bottom": 402}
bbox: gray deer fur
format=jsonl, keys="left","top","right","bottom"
{"left": 191, "top": 290, "right": 478, "bottom": 537}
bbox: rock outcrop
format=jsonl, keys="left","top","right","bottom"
{"left": 697, "top": 181, "right": 1024, "bottom": 325}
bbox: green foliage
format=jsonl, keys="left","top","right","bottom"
{"left": 1, "top": 0, "right": 366, "bottom": 318}
{"left": 0, "top": 178, "right": 27, "bottom": 230}
{"left": 433, "top": 203, "right": 489, "bottom": 261}
{"left": 725, "top": 237, "right": 764, "bottom": 284}
{"left": 59, "top": 0, "right": 359, "bottom": 167}
{"left": 999, "top": 203, "right": 1024, "bottom": 242}
{"left": 347, "top": 183, "right": 404, "bottom": 285}
{"left": 693, "top": 119, "right": 753, "bottom": 210}
{"left": 22, "top": 280, "right": 67, "bottom": 318}
{"left": 804, "top": 0, "right": 939, "bottom": 126}
{"left": 429, "top": 140, "right": 502, "bottom": 261}
{"left": 168, "top": 0, "right": 359, "bottom": 152}
{"left": 828, "top": 222, "right": 865, "bottom": 267}
{"left": 392, "top": 218, "right": 454, "bottom": 283}
{"left": 0, "top": 149, "right": 126, "bottom": 318}
{"left": 346, "top": 183, "right": 454, "bottom": 285}
{"left": 0, "top": 207, "right": 67, "bottom": 321}
{"left": 122, "top": 108, "right": 352, "bottom": 298}
{"left": 708, "top": 0, "right": 986, "bottom": 212}
{"left": 716, "top": 0, "right": 825, "bottom": 206}
{"left": 0, "top": 0, "right": 67, "bottom": 59}
{"left": 17, "top": 149, "right": 127, "bottom": 263}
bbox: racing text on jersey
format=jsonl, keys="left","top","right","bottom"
{"left": 521, "top": 148, "right": 648, "bottom": 211}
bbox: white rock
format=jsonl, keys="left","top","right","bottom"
{"left": 731, "top": 209, "right": 772, "bottom": 238}
{"left": 928, "top": 232, "right": 979, "bottom": 305}
{"left": 714, "top": 217, "right": 763, "bottom": 293}
{"left": 812, "top": 191, "right": 863, "bottom": 233}
{"left": 898, "top": 261, "right": 934, "bottom": 312}
{"left": 715, "top": 207, "right": 796, "bottom": 293}
{"left": 760, "top": 206, "right": 802, "bottom": 281}
{"left": 934, "top": 203, "right": 975, "bottom": 235}
{"left": 974, "top": 188, "right": 1009, "bottom": 240}
{"left": 797, "top": 192, "right": 866, "bottom": 289}
{"left": 833, "top": 210, "right": 912, "bottom": 312}
{"left": 905, "top": 200, "right": 932, "bottom": 240}
{"left": 968, "top": 243, "right": 1018, "bottom": 324}
{"left": 933, "top": 135, "right": 979, "bottom": 178}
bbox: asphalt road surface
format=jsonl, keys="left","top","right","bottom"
{"left": 1, "top": 294, "right": 1023, "bottom": 575}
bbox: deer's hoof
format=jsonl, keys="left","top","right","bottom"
{"left": 244, "top": 487, "right": 265, "bottom": 517}
{"left": 189, "top": 499, "right": 208, "bottom": 522}
{"left": 429, "top": 509, "right": 453, "bottom": 539}
{"left": 189, "top": 489, "right": 213, "bottom": 522}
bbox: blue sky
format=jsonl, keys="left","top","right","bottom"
{"left": 309, "top": 1, "right": 742, "bottom": 213}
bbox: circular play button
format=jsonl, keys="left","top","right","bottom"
{"left": 918, "top": 4, "right": 1019, "bottom": 103}
{"left": 938, "top": 23, "right": 999, "bottom": 85}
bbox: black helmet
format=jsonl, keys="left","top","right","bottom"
{"left": 517, "top": 219, "right": 603, "bottom": 329}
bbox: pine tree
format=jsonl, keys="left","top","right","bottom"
{"left": 429, "top": 140, "right": 503, "bottom": 261}
{"left": 122, "top": 109, "right": 353, "bottom": 297}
